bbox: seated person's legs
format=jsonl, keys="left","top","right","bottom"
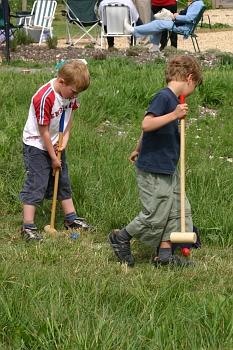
{"left": 130, "top": 17, "right": 143, "bottom": 45}
{"left": 151, "top": 4, "right": 177, "bottom": 50}
{"left": 107, "top": 36, "right": 116, "bottom": 50}
{"left": 104, "top": 25, "right": 116, "bottom": 50}
{"left": 151, "top": 5, "right": 168, "bottom": 50}
{"left": 124, "top": 19, "right": 174, "bottom": 51}
{"left": 162, "top": 3, "right": 177, "bottom": 49}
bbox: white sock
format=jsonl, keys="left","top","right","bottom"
{"left": 124, "top": 19, "right": 134, "bottom": 34}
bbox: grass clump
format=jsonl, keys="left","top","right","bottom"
{"left": 9, "top": 29, "right": 34, "bottom": 52}
{"left": 46, "top": 35, "right": 58, "bottom": 49}
{"left": 84, "top": 43, "right": 95, "bottom": 49}
{"left": 215, "top": 52, "right": 233, "bottom": 66}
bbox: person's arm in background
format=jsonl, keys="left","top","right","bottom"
{"left": 174, "top": 1, "right": 204, "bottom": 22}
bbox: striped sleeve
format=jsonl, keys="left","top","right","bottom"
{"left": 33, "top": 82, "right": 55, "bottom": 125}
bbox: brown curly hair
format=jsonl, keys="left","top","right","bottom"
{"left": 57, "top": 60, "right": 90, "bottom": 92}
{"left": 165, "top": 54, "right": 203, "bottom": 86}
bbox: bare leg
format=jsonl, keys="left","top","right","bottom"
{"left": 22, "top": 204, "right": 43, "bottom": 242}
{"left": 159, "top": 240, "right": 172, "bottom": 248}
{"left": 59, "top": 198, "right": 76, "bottom": 215}
{"left": 23, "top": 204, "right": 36, "bottom": 223}
{"left": 60, "top": 198, "right": 95, "bottom": 231}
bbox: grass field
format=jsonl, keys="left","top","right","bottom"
{"left": 0, "top": 36, "right": 233, "bottom": 349}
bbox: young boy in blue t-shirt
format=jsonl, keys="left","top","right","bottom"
{"left": 108, "top": 54, "right": 203, "bottom": 267}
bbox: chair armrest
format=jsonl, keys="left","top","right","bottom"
{"left": 10, "top": 12, "right": 34, "bottom": 19}
{"left": 173, "top": 18, "right": 194, "bottom": 25}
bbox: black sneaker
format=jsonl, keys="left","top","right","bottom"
{"left": 154, "top": 255, "right": 195, "bottom": 268}
{"left": 65, "top": 217, "right": 95, "bottom": 231}
{"left": 108, "top": 231, "right": 134, "bottom": 266}
{"left": 21, "top": 226, "right": 43, "bottom": 243}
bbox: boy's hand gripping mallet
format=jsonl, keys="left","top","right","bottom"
{"left": 44, "top": 110, "right": 65, "bottom": 235}
{"left": 170, "top": 94, "right": 197, "bottom": 244}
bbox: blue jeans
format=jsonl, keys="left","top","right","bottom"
{"left": 134, "top": 19, "right": 175, "bottom": 45}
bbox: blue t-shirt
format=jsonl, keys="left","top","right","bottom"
{"left": 136, "top": 87, "right": 180, "bottom": 175}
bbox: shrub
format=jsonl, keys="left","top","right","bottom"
{"left": 46, "top": 35, "right": 58, "bottom": 49}
{"left": 14, "top": 29, "right": 34, "bottom": 46}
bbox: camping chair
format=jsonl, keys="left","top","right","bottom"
{"left": 100, "top": 3, "right": 135, "bottom": 49}
{"left": 0, "top": 4, "right": 25, "bottom": 44}
{"left": 167, "top": 5, "right": 206, "bottom": 52}
{"left": 23, "top": 0, "right": 57, "bottom": 45}
{"left": 62, "top": 0, "right": 101, "bottom": 46}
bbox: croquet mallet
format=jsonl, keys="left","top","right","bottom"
{"left": 170, "top": 94, "right": 197, "bottom": 244}
{"left": 44, "top": 110, "right": 65, "bottom": 235}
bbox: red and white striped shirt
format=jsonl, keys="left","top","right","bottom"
{"left": 23, "top": 78, "right": 79, "bottom": 150}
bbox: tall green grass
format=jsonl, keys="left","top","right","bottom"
{"left": 0, "top": 57, "right": 233, "bottom": 349}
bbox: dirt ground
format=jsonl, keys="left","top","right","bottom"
{"left": 0, "top": 8, "right": 233, "bottom": 66}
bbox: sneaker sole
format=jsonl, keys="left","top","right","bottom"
{"left": 21, "top": 236, "right": 43, "bottom": 243}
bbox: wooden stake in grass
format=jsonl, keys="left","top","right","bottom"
{"left": 44, "top": 110, "right": 65, "bottom": 235}
{"left": 170, "top": 94, "right": 197, "bottom": 244}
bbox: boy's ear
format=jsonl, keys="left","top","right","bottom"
{"left": 187, "top": 74, "right": 193, "bottom": 83}
{"left": 58, "top": 78, "right": 65, "bottom": 85}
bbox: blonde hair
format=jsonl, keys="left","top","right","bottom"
{"left": 57, "top": 60, "right": 90, "bottom": 92}
{"left": 165, "top": 54, "right": 203, "bottom": 86}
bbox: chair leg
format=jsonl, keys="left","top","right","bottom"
{"left": 132, "top": 34, "right": 135, "bottom": 46}
{"left": 100, "top": 32, "right": 103, "bottom": 48}
{"left": 166, "top": 31, "right": 171, "bottom": 49}
{"left": 191, "top": 37, "right": 200, "bottom": 52}
{"left": 39, "top": 26, "right": 45, "bottom": 45}
{"left": 66, "top": 18, "right": 72, "bottom": 45}
{"left": 95, "top": 25, "right": 100, "bottom": 46}
{"left": 195, "top": 38, "right": 200, "bottom": 52}
{"left": 200, "top": 14, "right": 211, "bottom": 29}
{"left": 207, "top": 14, "right": 211, "bottom": 29}
{"left": 191, "top": 37, "right": 196, "bottom": 52}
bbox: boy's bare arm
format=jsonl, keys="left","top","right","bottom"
{"left": 142, "top": 103, "right": 188, "bottom": 132}
{"left": 129, "top": 132, "right": 143, "bottom": 164}
{"left": 38, "top": 124, "right": 62, "bottom": 172}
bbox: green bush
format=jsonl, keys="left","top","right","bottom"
{"left": 46, "top": 35, "right": 58, "bottom": 49}
{"left": 13, "top": 29, "right": 34, "bottom": 46}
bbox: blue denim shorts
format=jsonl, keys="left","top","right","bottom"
{"left": 19, "top": 143, "right": 72, "bottom": 206}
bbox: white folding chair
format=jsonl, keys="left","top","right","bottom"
{"left": 100, "top": 3, "right": 135, "bottom": 49}
{"left": 24, "top": 0, "right": 57, "bottom": 45}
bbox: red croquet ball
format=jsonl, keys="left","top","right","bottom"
{"left": 181, "top": 248, "right": 190, "bottom": 256}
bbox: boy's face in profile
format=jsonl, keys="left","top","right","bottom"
{"left": 58, "top": 78, "right": 79, "bottom": 99}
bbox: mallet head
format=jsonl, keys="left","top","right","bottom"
{"left": 44, "top": 225, "right": 58, "bottom": 235}
{"left": 170, "top": 232, "right": 197, "bottom": 243}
